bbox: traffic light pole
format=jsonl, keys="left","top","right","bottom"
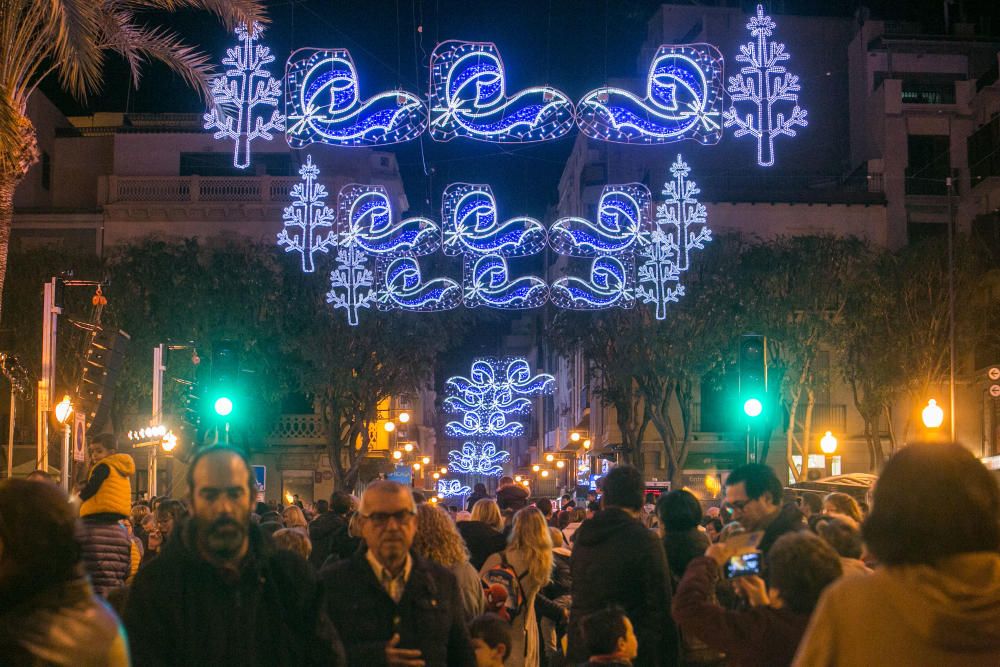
{"left": 745, "top": 425, "right": 758, "bottom": 464}
{"left": 36, "top": 279, "right": 62, "bottom": 471}
{"left": 150, "top": 344, "right": 165, "bottom": 497}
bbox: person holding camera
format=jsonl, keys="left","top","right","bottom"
{"left": 671, "top": 531, "right": 843, "bottom": 667}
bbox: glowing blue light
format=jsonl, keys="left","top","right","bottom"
{"left": 636, "top": 154, "right": 710, "bottom": 319}
{"left": 447, "top": 443, "right": 510, "bottom": 477}
{"left": 723, "top": 5, "right": 807, "bottom": 166}
{"left": 338, "top": 184, "right": 441, "bottom": 256}
{"left": 285, "top": 48, "right": 427, "bottom": 147}
{"left": 429, "top": 41, "right": 575, "bottom": 143}
{"left": 443, "top": 358, "right": 554, "bottom": 439}
{"left": 550, "top": 255, "right": 636, "bottom": 310}
{"left": 437, "top": 479, "right": 473, "bottom": 498}
{"left": 204, "top": 23, "right": 285, "bottom": 169}
{"left": 277, "top": 155, "right": 336, "bottom": 272}
{"left": 577, "top": 44, "right": 724, "bottom": 145}
{"left": 441, "top": 183, "right": 546, "bottom": 257}
{"left": 376, "top": 256, "right": 462, "bottom": 312}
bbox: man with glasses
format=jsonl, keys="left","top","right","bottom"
{"left": 724, "top": 463, "right": 804, "bottom": 556}
{"left": 322, "top": 480, "right": 475, "bottom": 666}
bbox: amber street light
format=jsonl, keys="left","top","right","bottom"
{"left": 922, "top": 399, "right": 944, "bottom": 429}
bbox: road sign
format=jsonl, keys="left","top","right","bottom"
{"left": 989, "top": 367, "right": 1000, "bottom": 381}
{"left": 991, "top": 384, "right": 1000, "bottom": 398}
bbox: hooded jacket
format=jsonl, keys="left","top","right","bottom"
{"left": 80, "top": 453, "right": 135, "bottom": 518}
{"left": 793, "top": 552, "right": 1000, "bottom": 666}
{"left": 308, "top": 511, "right": 360, "bottom": 569}
{"left": 567, "top": 507, "right": 680, "bottom": 666}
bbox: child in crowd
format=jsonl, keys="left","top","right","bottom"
{"left": 469, "top": 613, "right": 512, "bottom": 667}
{"left": 581, "top": 607, "right": 639, "bottom": 666}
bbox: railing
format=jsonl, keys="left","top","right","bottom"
{"left": 269, "top": 413, "right": 326, "bottom": 445}
{"left": 104, "top": 175, "right": 304, "bottom": 204}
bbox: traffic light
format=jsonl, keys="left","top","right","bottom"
{"left": 739, "top": 334, "right": 768, "bottom": 419}
{"left": 209, "top": 340, "right": 241, "bottom": 419}
{"left": 75, "top": 327, "right": 130, "bottom": 434}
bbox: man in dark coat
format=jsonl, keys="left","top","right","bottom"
{"left": 123, "top": 447, "right": 344, "bottom": 667}
{"left": 309, "top": 490, "right": 360, "bottom": 568}
{"left": 322, "top": 480, "right": 474, "bottom": 667}
{"left": 568, "top": 465, "right": 679, "bottom": 667}
{"left": 724, "top": 463, "right": 804, "bottom": 557}
{"left": 495, "top": 476, "right": 529, "bottom": 511}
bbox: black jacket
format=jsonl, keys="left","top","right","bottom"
{"left": 123, "top": 521, "right": 344, "bottom": 667}
{"left": 758, "top": 503, "right": 805, "bottom": 557}
{"left": 495, "top": 484, "right": 529, "bottom": 511}
{"left": 465, "top": 491, "right": 489, "bottom": 511}
{"left": 321, "top": 552, "right": 475, "bottom": 667}
{"left": 456, "top": 520, "right": 507, "bottom": 571}
{"left": 568, "top": 508, "right": 680, "bottom": 667}
{"left": 308, "top": 512, "right": 360, "bottom": 569}
{"left": 662, "top": 528, "right": 711, "bottom": 584}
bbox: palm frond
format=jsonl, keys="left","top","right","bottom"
{"left": 120, "top": 0, "right": 268, "bottom": 28}
{"left": 44, "top": 0, "right": 106, "bottom": 99}
{"left": 120, "top": 24, "right": 215, "bottom": 100}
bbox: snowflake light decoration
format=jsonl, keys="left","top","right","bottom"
{"left": 577, "top": 44, "right": 724, "bottom": 145}
{"left": 326, "top": 244, "right": 375, "bottom": 326}
{"left": 203, "top": 22, "right": 285, "bottom": 169}
{"left": 429, "top": 41, "right": 575, "bottom": 143}
{"left": 285, "top": 48, "right": 427, "bottom": 148}
{"left": 723, "top": 5, "right": 808, "bottom": 166}
{"left": 447, "top": 442, "right": 511, "bottom": 477}
{"left": 437, "top": 479, "right": 472, "bottom": 499}
{"left": 277, "top": 155, "right": 335, "bottom": 272}
{"left": 443, "top": 358, "right": 554, "bottom": 439}
{"left": 637, "top": 154, "right": 710, "bottom": 320}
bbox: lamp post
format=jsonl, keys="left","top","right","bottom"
{"left": 54, "top": 395, "right": 72, "bottom": 491}
{"left": 922, "top": 399, "right": 945, "bottom": 429}
{"left": 820, "top": 431, "right": 837, "bottom": 475}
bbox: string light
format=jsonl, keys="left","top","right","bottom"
{"left": 444, "top": 358, "right": 554, "bottom": 438}
{"left": 578, "top": 44, "right": 724, "bottom": 145}
{"left": 429, "top": 41, "right": 575, "bottom": 143}
{"left": 277, "top": 155, "right": 336, "bottom": 273}
{"left": 203, "top": 23, "right": 284, "bottom": 169}
{"left": 285, "top": 48, "right": 426, "bottom": 147}
{"left": 447, "top": 442, "right": 510, "bottom": 477}
{"left": 437, "top": 479, "right": 472, "bottom": 498}
{"left": 723, "top": 5, "right": 808, "bottom": 166}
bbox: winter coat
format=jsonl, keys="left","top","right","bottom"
{"left": 663, "top": 528, "right": 711, "bottom": 584}
{"left": 466, "top": 491, "right": 489, "bottom": 511}
{"left": 496, "top": 484, "right": 530, "bottom": 511}
{"left": 757, "top": 503, "right": 805, "bottom": 557}
{"left": 449, "top": 560, "right": 487, "bottom": 621}
{"left": 672, "top": 556, "right": 809, "bottom": 667}
{"left": 480, "top": 548, "right": 547, "bottom": 667}
{"left": 457, "top": 519, "right": 508, "bottom": 570}
{"left": 542, "top": 549, "right": 572, "bottom": 600}
{"left": 79, "top": 517, "right": 132, "bottom": 596}
{"left": 123, "top": 520, "right": 345, "bottom": 667}
{"left": 308, "top": 511, "right": 360, "bottom": 568}
{"left": 793, "top": 551, "right": 1000, "bottom": 666}
{"left": 321, "top": 551, "right": 475, "bottom": 667}
{"left": 0, "top": 577, "right": 130, "bottom": 667}
{"left": 79, "top": 453, "right": 135, "bottom": 518}
{"left": 568, "top": 507, "right": 680, "bottom": 667}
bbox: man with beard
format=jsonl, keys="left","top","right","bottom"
{"left": 322, "top": 480, "right": 475, "bottom": 666}
{"left": 123, "top": 446, "right": 344, "bottom": 667}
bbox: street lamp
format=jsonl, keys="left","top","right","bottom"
{"left": 54, "top": 395, "right": 73, "bottom": 492}
{"left": 384, "top": 421, "right": 396, "bottom": 432}
{"left": 392, "top": 450, "right": 403, "bottom": 460}
{"left": 161, "top": 432, "right": 178, "bottom": 453}
{"left": 398, "top": 412, "right": 410, "bottom": 424}
{"left": 922, "top": 399, "right": 944, "bottom": 429}
{"left": 545, "top": 453, "right": 555, "bottom": 462}
{"left": 570, "top": 432, "right": 581, "bottom": 442}
{"left": 820, "top": 431, "right": 838, "bottom": 455}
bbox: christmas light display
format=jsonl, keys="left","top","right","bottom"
{"left": 441, "top": 184, "right": 547, "bottom": 257}
{"left": 203, "top": 23, "right": 285, "bottom": 169}
{"left": 437, "top": 479, "right": 472, "bottom": 498}
{"left": 429, "top": 41, "right": 575, "bottom": 143}
{"left": 549, "top": 184, "right": 652, "bottom": 257}
{"left": 463, "top": 254, "right": 549, "bottom": 309}
{"left": 723, "top": 5, "right": 807, "bottom": 166}
{"left": 550, "top": 255, "right": 636, "bottom": 310}
{"left": 444, "top": 358, "right": 554, "bottom": 439}
{"left": 577, "top": 44, "right": 724, "bottom": 145}
{"left": 277, "top": 155, "right": 336, "bottom": 272}
{"left": 376, "top": 256, "right": 463, "bottom": 312}
{"left": 338, "top": 184, "right": 441, "bottom": 256}
{"left": 285, "top": 48, "right": 427, "bottom": 147}
{"left": 636, "top": 154, "right": 710, "bottom": 319}
{"left": 447, "top": 442, "right": 510, "bottom": 477}
{"left": 326, "top": 244, "right": 375, "bottom": 326}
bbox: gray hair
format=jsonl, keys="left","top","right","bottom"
{"left": 358, "top": 480, "right": 417, "bottom": 516}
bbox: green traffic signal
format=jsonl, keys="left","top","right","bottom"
{"left": 743, "top": 398, "right": 763, "bottom": 418}
{"left": 214, "top": 396, "right": 233, "bottom": 416}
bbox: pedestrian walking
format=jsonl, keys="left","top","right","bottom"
{"left": 458, "top": 498, "right": 508, "bottom": 570}
{"left": 413, "top": 503, "right": 486, "bottom": 621}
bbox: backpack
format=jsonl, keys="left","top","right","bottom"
{"left": 481, "top": 551, "right": 527, "bottom": 623}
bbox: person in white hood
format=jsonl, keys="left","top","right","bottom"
{"left": 793, "top": 443, "right": 1000, "bottom": 667}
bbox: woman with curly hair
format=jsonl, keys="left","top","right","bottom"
{"left": 480, "top": 507, "right": 553, "bottom": 667}
{"left": 822, "top": 492, "right": 863, "bottom": 525}
{"left": 281, "top": 505, "right": 309, "bottom": 536}
{"left": 412, "top": 504, "right": 485, "bottom": 621}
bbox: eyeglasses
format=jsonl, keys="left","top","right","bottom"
{"left": 727, "top": 500, "right": 750, "bottom": 511}
{"left": 362, "top": 510, "right": 416, "bottom": 527}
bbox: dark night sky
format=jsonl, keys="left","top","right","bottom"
{"left": 41, "top": 0, "right": 1000, "bottom": 215}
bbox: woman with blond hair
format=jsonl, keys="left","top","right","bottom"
{"left": 281, "top": 505, "right": 308, "bottom": 536}
{"left": 480, "top": 507, "right": 553, "bottom": 667}
{"left": 458, "top": 498, "right": 508, "bottom": 570}
{"left": 412, "top": 504, "right": 485, "bottom": 621}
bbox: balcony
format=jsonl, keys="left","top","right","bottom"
{"left": 103, "top": 175, "right": 302, "bottom": 205}
{"left": 269, "top": 414, "right": 327, "bottom": 446}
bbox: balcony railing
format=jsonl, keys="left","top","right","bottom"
{"left": 104, "top": 175, "right": 304, "bottom": 205}
{"left": 269, "top": 413, "right": 326, "bottom": 446}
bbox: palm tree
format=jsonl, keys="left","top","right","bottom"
{"left": 0, "top": 0, "right": 267, "bottom": 319}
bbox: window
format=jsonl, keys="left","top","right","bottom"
{"left": 905, "top": 135, "right": 949, "bottom": 195}
{"left": 41, "top": 151, "right": 51, "bottom": 190}
{"left": 901, "top": 80, "right": 956, "bottom": 105}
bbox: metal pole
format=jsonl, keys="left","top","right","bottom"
{"left": 6, "top": 386, "right": 14, "bottom": 479}
{"left": 150, "top": 344, "right": 164, "bottom": 497}
{"left": 947, "top": 177, "right": 956, "bottom": 442}
{"left": 37, "top": 279, "right": 61, "bottom": 471}
{"left": 61, "top": 423, "right": 71, "bottom": 491}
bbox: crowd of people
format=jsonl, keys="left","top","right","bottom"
{"left": 1, "top": 437, "right": 999, "bottom": 666}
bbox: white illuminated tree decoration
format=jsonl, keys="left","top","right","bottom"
{"left": 437, "top": 479, "right": 472, "bottom": 499}
{"left": 277, "top": 155, "right": 336, "bottom": 273}
{"left": 326, "top": 244, "right": 375, "bottom": 326}
{"left": 448, "top": 442, "right": 511, "bottom": 477}
{"left": 203, "top": 22, "right": 285, "bottom": 169}
{"left": 723, "top": 5, "right": 807, "bottom": 167}
{"left": 637, "top": 155, "right": 710, "bottom": 320}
